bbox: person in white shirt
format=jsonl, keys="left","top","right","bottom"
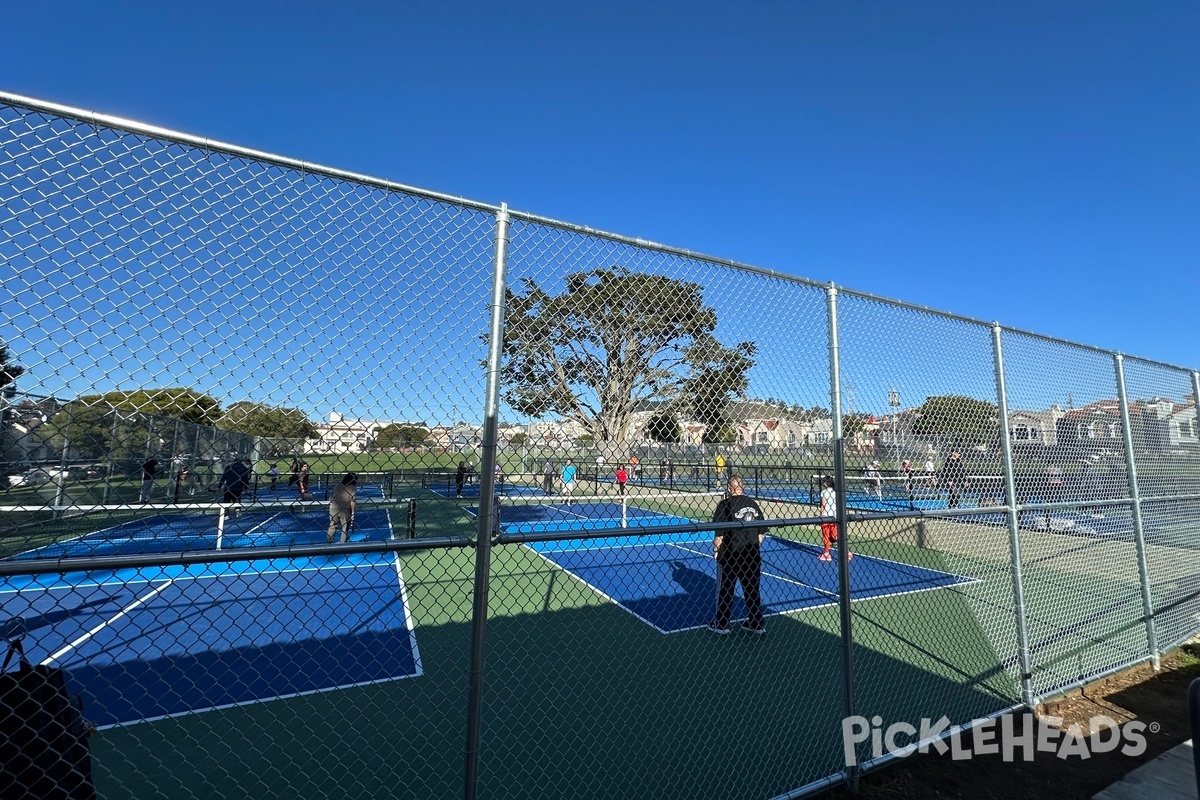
{"left": 818, "top": 475, "right": 851, "bottom": 562}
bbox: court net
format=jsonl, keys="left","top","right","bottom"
{"left": 798, "top": 473, "right": 1006, "bottom": 509}
{"left": 0, "top": 496, "right": 415, "bottom": 561}
{"left": 492, "top": 491, "right": 724, "bottom": 534}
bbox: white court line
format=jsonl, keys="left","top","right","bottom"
{"left": 386, "top": 512, "right": 424, "bottom": 677}
{"left": 95, "top": 672, "right": 420, "bottom": 732}
{"left": 0, "top": 560, "right": 385, "bottom": 595}
{"left": 40, "top": 579, "right": 177, "bottom": 666}
{"left": 520, "top": 545, "right": 675, "bottom": 634}
{"left": 528, "top": 536, "right": 982, "bottom": 635}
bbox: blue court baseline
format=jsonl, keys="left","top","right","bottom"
{"left": 0, "top": 510, "right": 421, "bottom": 728}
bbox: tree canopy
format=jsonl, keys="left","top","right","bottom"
{"left": 218, "top": 401, "right": 317, "bottom": 440}
{"left": 645, "top": 412, "right": 682, "bottom": 444}
{"left": 373, "top": 424, "right": 429, "bottom": 450}
{"left": 911, "top": 395, "right": 998, "bottom": 449}
{"left": 498, "top": 267, "right": 756, "bottom": 455}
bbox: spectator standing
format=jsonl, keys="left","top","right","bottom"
{"left": 140, "top": 458, "right": 159, "bottom": 503}
{"left": 1044, "top": 461, "right": 1064, "bottom": 505}
{"left": 863, "top": 460, "right": 883, "bottom": 501}
{"left": 455, "top": 461, "right": 468, "bottom": 498}
{"left": 942, "top": 451, "right": 969, "bottom": 509}
{"left": 542, "top": 460, "right": 555, "bottom": 495}
{"left": 560, "top": 460, "right": 577, "bottom": 505}
{"left": 817, "top": 475, "right": 851, "bottom": 562}
{"left": 708, "top": 476, "right": 768, "bottom": 635}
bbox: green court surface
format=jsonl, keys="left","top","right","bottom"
{"left": 6, "top": 491, "right": 1163, "bottom": 799}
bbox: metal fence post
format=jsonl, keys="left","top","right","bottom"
{"left": 1114, "top": 353, "right": 1160, "bottom": 670}
{"left": 991, "top": 324, "right": 1036, "bottom": 707}
{"left": 463, "top": 202, "right": 510, "bottom": 800}
{"left": 827, "top": 283, "right": 857, "bottom": 792}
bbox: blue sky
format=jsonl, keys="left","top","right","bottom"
{"left": 1, "top": 1, "right": 1197, "bottom": 421}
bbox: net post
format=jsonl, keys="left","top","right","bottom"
{"left": 1115, "top": 353, "right": 1160, "bottom": 671}
{"left": 621, "top": 495, "right": 628, "bottom": 528}
{"left": 407, "top": 498, "right": 417, "bottom": 539}
{"left": 216, "top": 505, "right": 226, "bottom": 550}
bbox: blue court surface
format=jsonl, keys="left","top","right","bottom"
{"left": 0, "top": 509, "right": 421, "bottom": 728}
{"left": 525, "top": 536, "right": 975, "bottom": 634}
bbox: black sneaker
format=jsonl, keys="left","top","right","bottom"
{"left": 706, "top": 623, "right": 731, "bottom": 635}
{"left": 740, "top": 622, "right": 767, "bottom": 635}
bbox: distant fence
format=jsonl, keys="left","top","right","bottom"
{"left": 2, "top": 90, "right": 1199, "bottom": 800}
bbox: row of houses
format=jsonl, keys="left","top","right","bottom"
{"left": 872, "top": 398, "right": 1199, "bottom": 457}
{"left": 306, "top": 397, "right": 1200, "bottom": 456}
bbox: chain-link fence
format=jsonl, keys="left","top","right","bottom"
{"left": 2, "top": 90, "right": 1198, "bottom": 799}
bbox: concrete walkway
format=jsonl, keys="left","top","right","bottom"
{"left": 1094, "top": 741, "right": 1197, "bottom": 800}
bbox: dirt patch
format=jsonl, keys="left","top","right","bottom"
{"left": 824, "top": 644, "right": 1200, "bottom": 799}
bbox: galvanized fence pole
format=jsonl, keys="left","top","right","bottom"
{"left": 827, "top": 283, "right": 857, "bottom": 792}
{"left": 53, "top": 402, "right": 73, "bottom": 512}
{"left": 991, "top": 324, "right": 1035, "bottom": 706}
{"left": 463, "top": 202, "right": 510, "bottom": 800}
{"left": 1114, "top": 353, "right": 1160, "bottom": 670}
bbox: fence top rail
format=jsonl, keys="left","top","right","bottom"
{"left": 3, "top": 88, "right": 1197, "bottom": 376}
{"left": 0, "top": 89, "right": 499, "bottom": 215}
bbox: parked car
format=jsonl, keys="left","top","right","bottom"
{"left": 8, "top": 468, "right": 52, "bottom": 487}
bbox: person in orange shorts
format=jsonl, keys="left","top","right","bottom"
{"left": 818, "top": 475, "right": 851, "bottom": 562}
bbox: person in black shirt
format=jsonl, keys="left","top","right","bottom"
{"left": 219, "top": 458, "right": 253, "bottom": 514}
{"left": 942, "top": 451, "right": 969, "bottom": 509}
{"left": 140, "top": 458, "right": 159, "bottom": 503}
{"left": 455, "top": 461, "right": 468, "bottom": 498}
{"left": 708, "top": 476, "right": 769, "bottom": 635}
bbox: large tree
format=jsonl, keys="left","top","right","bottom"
{"left": 41, "top": 388, "right": 222, "bottom": 460}
{"left": 911, "top": 395, "right": 998, "bottom": 450}
{"left": 645, "top": 412, "right": 682, "bottom": 444}
{"left": 498, "top": 267, "right": 756, "bottom": 456}
{"left": 218, "top": 401, "right": 317, "bottom": 440}
{"left": 373, "top": 423, "right": 429, "bottom": 450}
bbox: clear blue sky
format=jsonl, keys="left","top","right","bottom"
{"left": 2, "top": 1, "right": 1197, "bottom": 420}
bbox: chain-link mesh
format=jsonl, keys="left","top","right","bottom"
{"left": 1120, "top": 357, "right": 1200, "bottom": 653}
{"left": 834, "top": 297, "right": 1025, "bottom": 769}
{"left": 997, "top": 332, "right": 1150, "bottom": 699}
{"left": 2, "top": 96, "right": 493, "bottom": 799}
{"left": 2, "top": 92, "right": 1198, "bottom": 799}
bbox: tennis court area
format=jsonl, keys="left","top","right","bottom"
{"left": 466, "top": 493, "right": 976, "bottom": 633}
{"left": 1, "top": 507, "right": 421, "bottom": 728}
